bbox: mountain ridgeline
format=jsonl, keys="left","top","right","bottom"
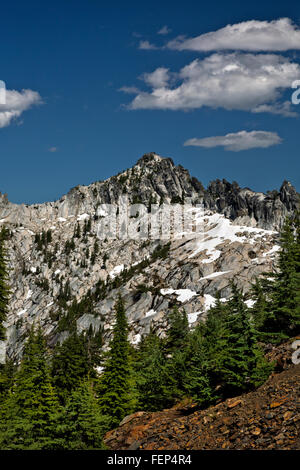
{"left": 0, "top": 153, "right": 299, "bottom": 230}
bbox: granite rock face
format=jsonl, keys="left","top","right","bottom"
{"left": 203, "top": 178, "right": 299, "bottom": 230}
{"left": 0, "top": 153, "right": 298, "bottom": 360}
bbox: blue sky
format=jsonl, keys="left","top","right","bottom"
{"left": 1, "top": 0, "right": 300, "bottom": 204}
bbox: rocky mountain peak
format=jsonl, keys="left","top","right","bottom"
{"left": 0, "top": 155, "right": 298, "bottom": 232}
{"left": 279, "top": 180, "right": 299, "bottom": 211}
{"left": 136, "top": 152, "right": 170, "bottom": 166}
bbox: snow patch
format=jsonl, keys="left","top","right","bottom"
{"left": 160, "top": 288, "right": 197, "bottom": 303}
{"left": 188, "top": 312, "right": 201, "bottom": 325}
{"left": 25, "top": 289, "right": 32, "bottom": 300}
{"left": 109, "top": 264, "right": 124, "bottom": 279}
{"left": 77, "top": 213, "right": 89, "bottom": 221}
{"left": 17, "top": 309, "right": 27, "bottom": 316}
{"left": 189, "top": 212, "right": 274, "bottom": 263}
{"left": 145, "top": 309, "right": 157, "bottom": 318}
{"left": 200, "top": 270, "right": 231, "bottom": 280}
{"left": 263, "top": 245, "right": 280, "bottom": 257}
{"left": 132, "top": 333, "right": 142, "bottom": 345}
{"left": 204, "top": 294, "right": 217, "bottom": 311}
{"left": 98, "top": 209, "right": 108, "bottom": 217}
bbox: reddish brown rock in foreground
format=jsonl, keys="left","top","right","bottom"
{"left": 104, "top": 339, "right": 300, "bottom": 450}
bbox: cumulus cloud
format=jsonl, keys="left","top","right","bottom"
{"left": 122, "top": 53, "right": 300, "bottom": 115}
{"left": 142, "top": 68, "right": 170, "bottom": 88}
{"left": 0, "top": 89, "right": 42, "bottom": 128}
{"left": 119, "top": 86, "right": 141, "bottom": 95}
{"left": 167, "top": 18, "right": 300, "bottom": 51}
{"left": 138, "top": 40, "right": 158, "bottom": 50}
{"left": 158, "top": 25, "right": 171, "bottom": 35}
{"left": 184, "top": 130, "right": 282, "bottom": 151}
{"left": 252, "top": 101, "right": 297, "bottom": 117}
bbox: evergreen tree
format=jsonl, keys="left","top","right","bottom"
{"left": 97, "top": 295, "right": 135, "bottom": 427}
{"left": 163, "top": 306, "right": 190, "bottom": 402}
{"left": 74, "top": 223, "right": 81, "bottom": 238}
{"left": 259, "top": 217, "right": 300, "bottom": 341}
{"left": 0, "top": 359, "right": 16, "bottom": 397}
{"left": 165, "top": 305, "right": 189, "bottom": 352}
{"left": 51, "top": 331, "right": 94, "bottom": 404}
{"left": 135, "top": 330, "right": 172, "bottom": 411}
{"left": 184, "top": 332, "right": 214, "bottom": 407}
{"left": 250, "top": 278, "right": 270, "bottom": 333}
{"left": 46, "top": 229, "right": 52, "bottom": 244}
{"left": 220, "top": 283, "right": 272, "bottom": 396}
{"left": 63, "top": 380, "right": 109, "bottom": 449}
{"left": 199, "top": 292, "right": 229, "bottom": 394}
{"left": 0, "top": 326, "right": 64, "bottom": 449}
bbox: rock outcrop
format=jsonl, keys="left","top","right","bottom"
{"left": 203, "top": 178, "right": 299, "bottom": 230}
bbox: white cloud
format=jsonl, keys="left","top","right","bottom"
{"left": 138, "top": 40, "right": 157, "bottom": 50}
{"left": 122, "top": 53, "right": 300, "bottom": 115}
{"left": 48, "top": 146, "right": 58, "bottom": 152}
{"left": 142, "top": 68, "right": 170, "bottom": 88}
{"left": 167, "top": 18, "right": 300, "bottom": 51}
{"left": 0, "top": 89, "right": 42, "bottom": 128}
{"left": 252, "top": 101, "right": 297, "bottom": 117}
{"left": 119, "top": 86, "right": 141, "bottom": 95}
{"left": 184, "top": 130, "right": 282, "bottom": 151}
{"left": 158, "top": 25, "right": 171, "bottom": 35}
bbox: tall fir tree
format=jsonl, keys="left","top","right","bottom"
{"left": 51, "top": 331, "right": 95, "bottom": 404}
{"left": 199, "top": 291, "right": 229, "bottom": 395}
{"left": 259, "top": 216, "right": 300, "bottom": 341}
{"left": 163, "top": 305, "right": 190, "bottom": 401}
{"left": 220, "top": 283, "right": 272, "bottom": 396}
{"left": 250, "top": 278, "right": 270, "bottom": 334}
{"left": 164, "top": 305, "right": 189, "bottom": 352}
{"left": 97, "top": 295, "right": 135, "bottom": 427}
{"left": 63, "top": 380, "right": 109, "bottom": 449}
{"left": 0, "top": 326, "right": 64, "bottom": 449}
{"left": 0, "top": 359, "right": 16, "bottom": 397}
{"left": 135, "top": 330, "right": 172, "bottom": 411}
{"left": 184, "top": 332, "right": 214, "bottom": 407}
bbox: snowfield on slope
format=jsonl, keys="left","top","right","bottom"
{"left": 188, "top": 211, "right": 274, "bottom": 263}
